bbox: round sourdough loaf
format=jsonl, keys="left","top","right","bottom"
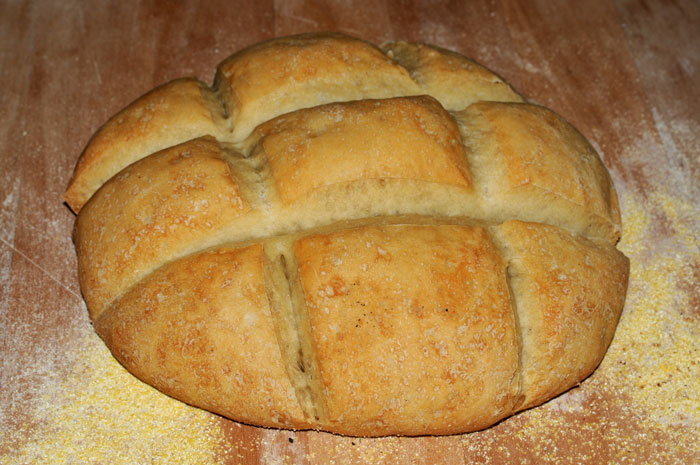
{"left": 65, "top": 33, "right": 629, "bottom": 436}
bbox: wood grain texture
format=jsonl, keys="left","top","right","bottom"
{"left": 1, "top": 0, "right": 698, "bottom": 463}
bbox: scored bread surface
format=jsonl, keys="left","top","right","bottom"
{"left": 66, "top": 32, "right": 629, "bottom": 436}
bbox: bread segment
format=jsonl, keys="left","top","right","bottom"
{"left": 293, "top": 224, "right": 520, "bottom": 436}
{"left": 248, "top": 96, "right": 472, "bottom": 204}
{"left": 215, "top": 32, "right": 423, "bottom": 142}
{"left": 94, "top": 244, "right": 310, "bottom": 429}
{"left": 492, "top": 220, "right": 629, "bottom": 410}
{"left": 75, "top": 138, "right": 251, "bottom": 320}
{"left": 456, "top": 102, "right": 621, "bottom": 242}
{"left": 64, "top": 78, "right": 226, "bottom": 212}
{"left": 382, "top": 41, "right": 524, "bottom": 110}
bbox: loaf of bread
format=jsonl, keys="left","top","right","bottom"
{"left": 65, "top": 33, "right": 629, "bottom": 436}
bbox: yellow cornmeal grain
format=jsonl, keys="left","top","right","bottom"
{"left": 3, "top": 328, "right": 225, "bottom": 465}
{"left": 611, "top": 190, "right": 700, "bottom": 428}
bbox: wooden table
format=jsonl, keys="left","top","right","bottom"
{"left": 1, "top": 1, "right": 698, "bottom": 463}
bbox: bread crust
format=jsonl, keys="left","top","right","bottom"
{"left": 67, "top": 32, "right": 629, "bottom": 436}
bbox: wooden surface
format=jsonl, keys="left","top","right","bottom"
{"left": 1, "top": 0, "right": 698, "bottom": 463}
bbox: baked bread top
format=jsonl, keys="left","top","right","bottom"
{"left": 66, "top": 33, "right": 629, "bottom": 436}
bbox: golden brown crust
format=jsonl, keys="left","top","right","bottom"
{"left": 67, "top": 32, "right": 629, "bottom": 436}
{"left": 382, "top": 41, "right": 524, "bottom": 110}
{"left": 215, "top": 32, "right": 423, "bottom": 142}
{"left": 456, "top": 102, "right": 622, "bottom": 242}
{"left": 295, "top": 225, "right": 520, "bottom": 436}
{"left": 64, "top": 79, "right": 225, "bottom": 213}
{"left": 74, "top": 137, "right": 250, "bottom": 320}
{"left": 492, "top": 220, "right": 629, "bottom": 410}
{"left": 250, "top": 96, "right": 472, "bottom": 204}
{"left": 95, "top": 244, "right": 311, "bottom": 429}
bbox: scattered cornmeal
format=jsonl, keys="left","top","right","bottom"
{"left": 3, "top": 327, "right": 225, "bottom": 464}
{"left": 612, "top": 190, "right": 699, "bottom": 428}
